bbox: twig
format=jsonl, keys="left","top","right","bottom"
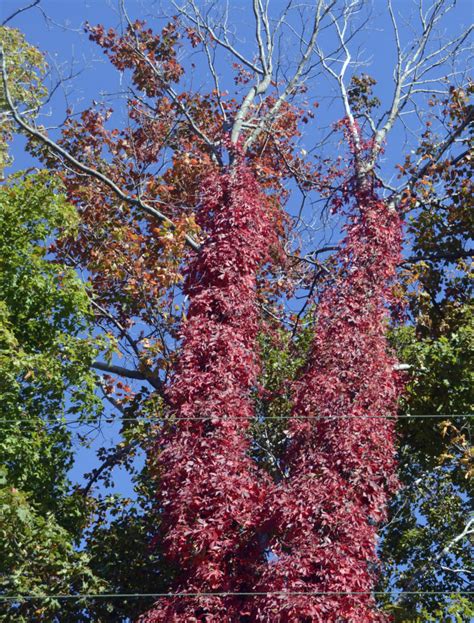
{"left": 1, "top": 0, "right": 40, "bottom": 26}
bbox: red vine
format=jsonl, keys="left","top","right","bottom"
{"left": 252, "top": 160, "right": 403, "bottom": 620}
{"left": 141, "top": 125, "right": 403, "bottom": 621}
{"left": 140, "top": 157, "right": 275, "bottom": 622}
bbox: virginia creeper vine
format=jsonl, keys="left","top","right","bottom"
{"left": 253, "top": 130, "right": 403, "bottom": 622}
{"left": 141, "top": 156, "right": 275, "bottom": 622}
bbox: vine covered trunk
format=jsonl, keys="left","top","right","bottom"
{"left": 140, "top": 158, "right": 274, "bottom": 622}
{"left": 142, "top": 152, "right": 403, "bottom": 623}
{"left": 253, "top": 181, "right": 403, "bottom": 622}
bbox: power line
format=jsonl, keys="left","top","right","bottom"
{"left": 0, "top": 414, "right": 472, "bottom": 426}
{"left": 0, "top": 590, "right": 472, "bottom": 602}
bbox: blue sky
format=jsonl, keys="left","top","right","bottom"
{"left": 2, "top": 0, "right": 472, "bottom": 500}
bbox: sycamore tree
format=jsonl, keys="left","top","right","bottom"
{"left": 0, "top": 1, "right": 472, "bottom": 621}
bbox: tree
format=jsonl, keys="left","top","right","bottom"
{"left": 0, "top": 1, "right": 471, "bottom": 621}
{"left": 0, "top": 24, "right": 110, "bottom": 622}
{"left": 379, "top": 83, "right": 473, "bottom": 622}
{"left": 0, "top": 170, "right": 104, "bottom": 622}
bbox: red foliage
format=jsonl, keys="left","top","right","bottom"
{"left": 251, "top": 175, "right": 403, "bottom": 619}
{"left": 87, "top": 19, "right": 184, "bottom": 97}
{"left": 38, "top": 20, "right": 405, "bottom": 617}
{"left": 140, "top": 157, "right": 276, "bottom": 622}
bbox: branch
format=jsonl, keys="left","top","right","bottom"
{"left": 311, "top": 245, "right": 340, "bottom": 256}
{"left": 253, "top": 0, "right": 270, "bottom": 75}
{"left": 92, "top": 360, "right": 164, "bottom": 392}
{"left": 369, "top": 2, "right": 472, "bottom": 171}
{"left": 395, "top": 516, "right": 474, "bottom": 604}
{"left": 89, "top": 300, "right": 170, "bottom": 401}
{"left": 316, "top": 1, "right": 369, "bottom": 161}
{"left": 0, "top": 46, "right": 200, "bottom": 252}
{"left": 230, "top": 43, "right": 273, "bottom": 143}
{"left": 200, "top": 31, "right": 227, "bottom": 121}
{"left": 89, "top": 298, "right": 142, "bottom": 360}
{"left": 119, "top": 0, "right": 219, "bottom": 160}
{"left": 177, "top": 0, "right": 276, "bottom": 145}
{"left": 410, "top": 107, "right": 474, "bottom": 185}
{"left": 1, "top": 0, "right": 40, "bottom": 26}
{"left": 291, "top": 264, "right": 324, "bottom": 339}
{"left": 79, "top": 439, "right": 139, "bottom": 496}
{"left": 173, "top": 0, "right": 264, "bottom": 75}
{"left": 92, "top": 361, "right": 156, "bottom": 385}
{"left": 393, "top": 363, "right": 412, "bottom": 371}
{"left": 388, "top": 105, "right": 474, "bottom": 211}
{"left": 449, "top": 148, "right": 471, "bottom": 167}
{"left": 440, "top": 564, "right": 473, "bottom": 576}
{"left": 246, "top": 0, "right": 336, "bottom": 149}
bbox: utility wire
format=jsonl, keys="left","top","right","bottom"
{"left": 0, "top": 590, "right": 473, "bottom": 602}
{"left": 0, "top": 414, "right": 472, "bottom": 426}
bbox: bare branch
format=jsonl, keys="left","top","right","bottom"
{"left": 200, "top": 34, "right": 227, "bottom": 120}
{"left": 1, "top": 0, "right": 40, "bottom": 26}
{"left": 173, "top": 0, "right": 264, "bottom": 75}
{"left": 368, "top": 1, "right": 472, "bottom": 170}
{"left": 315, "top": 1, "right": 369, "bottom": 162}
{"left": 388, "top": 104, "right": 474, "bottom": 209}
{"left": 92, "top": 361, "right": 165, "bottom": 393}
{"left": 253, "top": 0, "right": 269, "bottom": 74}
{"left": 246, "top": 0, "right": 336, "bottom": 149}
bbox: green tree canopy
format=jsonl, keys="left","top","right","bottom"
{"left": 0, "top": 171, "right": 104, "bottom": 621}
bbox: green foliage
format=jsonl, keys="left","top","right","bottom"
{"left": 73, "top": 394, "right": 175, "bottom": 621}
{"left": 419, "top": 595, "right": 474, "bottom": 623}
{"left": 381, "top": 278, "right": 474, "bottom": 623}
{"left": 0, "top": 27, "right": 48, "bottom": 176}
{"left": 378, "top": 84, "right": 473, "bottom": 620}
{"left": 380, "top": 311, "right": 473, "bottom": 620}
{"left": 394, "top": 308, "right": 473, "bottom": 469}
{"left": 83, "top": 483, "right": 169, "bottom": 621}
{"left": 251, "top": 325, "right": 313, "bottom": 479}
{"left": 0, "top": 171, "right": 104, "bottom": 620}
{"left": 0, "top": 484, "right": 102, "bottom": 623}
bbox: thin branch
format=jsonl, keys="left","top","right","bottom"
{"left": 369, "top": 2, "right": 472, "bottom": 171}
{"left": 173, "top": 0, "right": 264, "bottom": 75}
{"left": 316, "top": 1, "right": 367, "bottom": 159}
{"left": 0, "top": 45, "right": 200, "bottom": 252}
{"left": 246, "top": 0, "right": 336, "bottom": 149}
{"left": 1, "top": 0, "right": 40, "bottom": 26}
{"left": 79, "top": 439, "right": 139, "bottom": 496}
{"left": 201, "top": 35, "right": 227, "bottom": 120}
{"left": 389, "top": 104, "right": 474, "bottom": 209}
